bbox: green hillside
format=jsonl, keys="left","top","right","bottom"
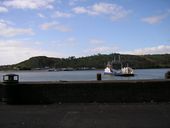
{"left": 1, "top": 54, "right": 170, "bottom": 70}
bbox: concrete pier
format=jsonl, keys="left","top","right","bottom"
{"left": 1, "top": 79, "right": 170, "bottom": 128}
{"left": 0, "top": 102, "right": 170, "bottom": 128}
{"left": 0, "top": 79, "right": 170, "bottom": 104}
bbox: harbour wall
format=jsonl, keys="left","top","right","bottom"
{"left": 0, "top": 79, "right": 170, "bottom": 104}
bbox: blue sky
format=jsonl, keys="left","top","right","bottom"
{"left": 0, "top": 0, "right": 170, "bottom": 65}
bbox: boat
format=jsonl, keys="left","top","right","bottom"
{"left": 104, "top": 63, "right": 116, "bottom": 75}
{"left": 104, "top": 67, "right": 114, "bottom": 75}
{"left": 48, "top": 69, "right": 55, "bottom": 72}
{"left": 104, "top": 65, "right": 134, "bottom": 76}
{"left": 104, "top": 58, "right": 134, "bottom": 77}
{"left": 115, "top": 66, "right": 134, "bottom": 77}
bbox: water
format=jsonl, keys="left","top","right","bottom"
{"left": 0, "top": 68, "right": 169, "bottom": 82}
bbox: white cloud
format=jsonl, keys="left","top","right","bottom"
{"left": 85, "top": 46, "right": 119, "bottom": 55}
{"left": 73, "top": 2, "right": 129, "bottom": 21}
{"left": 0, "top": 40, "right": 61, "bottom": 65}
{"left": 52, "top": 11, "right": 72, "bottom": 18}
{"left": 40, "top": 22, "right": 72, "bottom": 32}
{"left": 3, "top": 0, "right": 55, "bottom": 10}
{"left": 142, "top": 10, "right": 170, "bottom": 24}
{"left": 0, "top": 20, "right": 34, "bottom": 37}
{"left": 66, "top": 37, "right": 77, "bottom": 45}
{"left": 128, "top": 45, "right": 170, "bottom": 55}
{"left": 0, "top": 19, "right": 13, "bottom": 25}
{"left": 51, "top": 37, "right": 77, "bottom": 48}
{"left": 142, "top": 14, "right": 168, "bottom": 24}
{"left": 69, "top": 0, "right": 86, "bottom": 6}
{"left": 84, "top": 38, "right": 119, "bottom": 55}
{"left": 0, "top": 6, "right": 8, "bottom": 13}
{"left": 73, "top": 6, "right": 88, "bottom": 14}
{"left": 89, "top": 38, "right": 105, "bottom": 45}
{"left": 37, "top": 13, "right": 46, "bottom": 18}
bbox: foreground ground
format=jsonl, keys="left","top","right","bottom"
{"left": 0, "top": 102, "right": 170, "bottom": 128}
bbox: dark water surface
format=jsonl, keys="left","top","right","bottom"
{"left": 0, "top": 68, "right": 170, "bottom": 82}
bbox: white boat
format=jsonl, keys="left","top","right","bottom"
{"left": 104, "top": 62, "right": 134, "bottom": 76}
{"left": 115, "top": 66, "right": 134, "bottom": 77}
{"left": 104, "top": 66, "right": 134, "bottom": 76}
{"left": 104, "top": 63, "right": 116, "bottom": 75}
{"left": 104, "top": 54, "right": 135, "bottom": 76}
{"left": 104, "top": 67, "right": 114, "bottom": 75}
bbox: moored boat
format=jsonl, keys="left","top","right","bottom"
{"left": 104, "top": 54, "right": 135, "bottom": 77}
{"left": 104, "top": 62, "right": 116, "bottom": 75}
{"left": 115, "top": 66, "right": 134, "bottom": 77}
{"left": 104, "top": 67, "right": 114, "bottom": 75}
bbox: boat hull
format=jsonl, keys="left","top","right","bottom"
{"left": 104, "top": 72, "right": 114, "bottom": 75}
{"left": 115, "top": 73, "right": 134, "bottom": 77}
{"left": 104, "top": 72, "right": 135, "bottom": 77}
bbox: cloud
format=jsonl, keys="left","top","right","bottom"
{"left": 51, "top": 37, "right": 77, "bottom": 48}
{"left": 40, "top": 22, "right": 72, "bottom": 32}
{"left": 52, "top": 11, "right": 72, "bottom": 18}
{"left": 69, "top": 0, "right": 86, "bottom": 6}
{"left": 37, "top": 13, "right": 46, "bottom": 18}
{"left": 3, "top": 0, "right": 55, "bottom": 10}
{"left": 0, "top": 20, "right": 34, "bottom": 37}
{"left": 0, "top": 40, "right": 61, "bottom": 65}
{"left": 84, "top": 38, "right": 119, "bottom": 55}
{"left": 142, "top": 10, "right": 170, "bottom": 24}
{"left": 128, "top": 45, "right": 170, "bottom": 55}
{"left": 0, "top": 19, "right": 13, "bottom": 25}
{"left": 0, "top": 6, "right": 8, "bottom": 13}
{"left": 85, "top": 46, "right": 119, "bottom": 55}
{"left": 72, "top": 2, "right": 130, "bottom": 21}
{"left": 89, "top": 38, "right": 105, "bottom": 45}
{"left": 66, "top": 37, "right": 77, "bottom": 45}
{"left": 73, "top": 6, "right": 88, "bottom": 14}
{"left": 142, "top": 14, "right": 168, "bottom": 24}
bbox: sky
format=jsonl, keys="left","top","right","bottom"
{"left": 0, "top": 0, "right": 170, "bottom": 65}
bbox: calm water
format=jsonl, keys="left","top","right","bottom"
{"left": 0, "top": 68, "right": 170, "bottom": 82}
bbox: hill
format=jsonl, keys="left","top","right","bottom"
{"left": 1, "top": 54, "right": 170, "bottom": 70}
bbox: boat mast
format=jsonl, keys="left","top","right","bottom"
{"left": 118, "top": 54, "right": 123, "bottom": 68}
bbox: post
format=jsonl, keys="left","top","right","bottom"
{"left": 97, "top": 73, "right": 102, "bottom": 81}
{"left": 2, "top": 74, "right": 19, "bottom": 104}
{"left": 165, "top": 71, "right": 170, "bottom": 79}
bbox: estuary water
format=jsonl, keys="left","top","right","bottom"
{"left": 0, "top": 68, "right": 170, "bottom": 82}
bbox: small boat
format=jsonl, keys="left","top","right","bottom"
{"left": 104, "top": 66, "right": 134, "bottom": 76}
{"left": 104, "top": 63, "right": 116, "bottom": 75}
{"left": 115, "top": 66, "right": 134, "bottom": 77}
{"left": 104, "top": 61, "right": 134, "bottom": 76}
{"left": 104, "top": 67, "right": 114, "bottom": 75}
{"left": 104, "top": 54, "right": 135, "bottom": 77}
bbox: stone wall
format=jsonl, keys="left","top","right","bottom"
{"left": 0, "top": 80, "right": 170, "bottom": 104}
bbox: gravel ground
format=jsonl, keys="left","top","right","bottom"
{"left": 0, "top": 102, "right": 170, "bottom": 128}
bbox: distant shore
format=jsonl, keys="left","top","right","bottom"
{"left": 1, "top": 54, "right": 170, "bottom": 71}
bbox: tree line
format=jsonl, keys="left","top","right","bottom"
{"left": 0, "top": 53, "right": 170, "bottom": 70}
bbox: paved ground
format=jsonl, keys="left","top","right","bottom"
{"left": 0, "top": 102, "right": 170, "bottom": 128}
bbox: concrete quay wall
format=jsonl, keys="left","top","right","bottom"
{"left": 0, "top": 80, "right": 170, "bottom": 104}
